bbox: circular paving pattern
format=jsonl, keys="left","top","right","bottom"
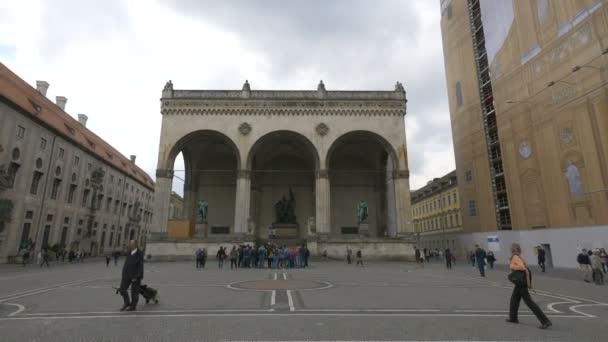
{"left": 231, "top": 279, "right": 328, "bottom": 290}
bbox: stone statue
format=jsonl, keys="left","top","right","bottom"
{"left": 197, "top": 200, "right": 208, "bottom": 224}
{"left": 565, "top": 161, "right": 584, "bottom": 196}
{"left": 242, "top": 80, "right": 251, "bottom": 92}
{"left": 274, "top": 187, "right": 296, "bottom": 224}
{"left": 163, "top": 80, "right": 173, "bottom": 91}
{"left": 317, "top": 80, "right": 326, "bottom": 92}
{"left": 394, "top": 81, "right": 404, "bottom": 92}
{"left": 357, "top": 200, "right": 369, "bottom": 224}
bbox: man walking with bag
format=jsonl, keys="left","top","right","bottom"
{"left": 118, "top": 240, "right": 144, "bottom": 311}
{"left": 474, "top": 244, "right": 487, "bottom": 277}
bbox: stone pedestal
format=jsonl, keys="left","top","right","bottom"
{"left": 194, "top": 223, "right": 208, "bottom": 238}
{"left": 358, "top": 223, "right": 370, "bottom": 237}
{"left": 272, "top": 223, "right": 299, "bottom": 239}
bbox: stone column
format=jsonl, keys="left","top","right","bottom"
{"left": 393, "top": 170, "right": 413, "bottom": 235}
{"left": 315, "top": 169, "right": 331, "bottom": 237}
{"left": 233, "top": 169, "right": 251, "bottom": 236}
{"left": 151, "top": 169, "right": 173, "bottom": 234}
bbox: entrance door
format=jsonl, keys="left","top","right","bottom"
{"left": 42, "top": 225, "right": 51, "bottom": 248}
{"left": 541, "top": 244, "right": 553, "bottom": 269}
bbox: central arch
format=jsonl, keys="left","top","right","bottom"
{"left": 246, "top": 131, "right": 320, "bottom": 240}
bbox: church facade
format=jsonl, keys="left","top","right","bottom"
{"left": 147, "top": 80, "right": 414, "bottom": 259}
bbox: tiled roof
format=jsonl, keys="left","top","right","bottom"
{"left": 0, "top": 62, "right": 155, "bottom": 190}
{"left": 411, "top": 170, "right": 457, "bottom": 203}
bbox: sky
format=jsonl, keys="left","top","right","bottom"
{"left": 0, "top": 0, "right": 455, "bottom": 195}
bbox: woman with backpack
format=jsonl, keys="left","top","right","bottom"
{"left": 506, "top": 243, "right": 552, "bottom": 329}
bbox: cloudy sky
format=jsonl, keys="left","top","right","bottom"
{"left": 0, "top": 0, "right": 454, "bottom": 194}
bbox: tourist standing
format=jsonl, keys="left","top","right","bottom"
{"left": 118, "top": 240, "right": 144, "bottom": 311}
{"left": 304, "top": 245, "right": 310, "bottom": 268}
{"left": 346, "top": 247, "right": 353, "bottom": 264}
{"left": 217, "top": 247, "right": 226, "bottom": 269}
{"left": 355, "top": 250, "right": 364, "bottom": 267}
{"left": 474, "top": 244, "right": 487, "bottom": 277}
{"left": 487, "top": 251, "right": 496, "bottom": 269}
{"left": 590, "top": 250, "right": 604, "bottom": 285}
{"left": 40, "top": 249, "right": 50, "bottom": 268}
{"left": 196, "top": 248, "right": 204, "bottom": 269}
{"left": 106, "top": 254, "right": 111, "bottom": 267}
{"left": 506, "top": 243, "right": 552, "bottom": 329}
{"left": 599, "top": 248, "right": 608, "bottom": 273}
{"left": 577, "top": 249, "right": 592, "bottom": 283}
{"left": 445, "top": 248, "right": 452, "bottom": 269}
{"left": 230, "top": 246, "right": 238, "bottom": 269}
{"left": 537, "top": 247, "right": 546, "bottom": 272}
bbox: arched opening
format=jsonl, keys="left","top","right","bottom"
{"left": 247, "top": 131, "right": 319, "bottom": 241}
{"left": 326, "top": 131, "right": 398, "bottom": 238}
{"left": 167, "top": 130, "right": 240, "bottom": 235}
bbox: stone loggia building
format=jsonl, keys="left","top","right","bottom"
{"left": 148, "top": 80, "right": 415, "bottom": 259}
{"left": 0, "top": 63, "right": 155, "bottom": 262}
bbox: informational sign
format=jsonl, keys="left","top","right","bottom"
{"left": 487, "top": 235, "right": 500, "bottom": 252}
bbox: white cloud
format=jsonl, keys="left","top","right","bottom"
{"left": 1, "top": 0, "right": 454, "bottom": 194}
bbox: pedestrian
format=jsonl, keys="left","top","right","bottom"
{"left": 322, "top": 250, "right": 328, "bottom": 260}
{"left": 106, "top": 254, "right": 111, "bottom": 267}
{"left": 230, "top": 246, "right": 238, "bottom": 269}
{"left": 304, "top": 245, "right": 310, "bottom": 268}
{"left": 355, "top": 250, "right": 364, "bottom": 267}
{"left": 346, "top": 247, "right": 353, "bottom": 264}
{"left": 537, "top": 247, "right": 546, "bottom": 272}
{"left": 22, "top": 249, "right": 30, "bottom": 267}
{"left": 424, "top": 248, "right": 430, "bottom": 263}
{"left": 201, "top": 248, "right": 207, "bottom": 268}
{"left": 113, "top": 251, "right": 119, "bottom": 265}
{"left": 445, "top": 248, "right": 452, "bottom": 269}
{"left": 258, "top": 245, "right": 267, "bottom": 269}
{"left": 506, "top": 243, "right": 552, "bottom": 329}
{"left": 415, "top": 247, "right": 421, "bottom": 263}
{"left": 470, "top": 250, "right": 476, "bottom": 267}
{"left": 577, "top": 249, "right": 592, "bottom": 283}
{"left": 118, "top": 240, "right": 144, "bottom": 312}
{"left": 474, "top": 244, "right": 487, "bottom": 277}
{"left": 590, "top": 250, "right": 604, "bottom": 285}
{"left": 267, "top": 246, "right": 273, "bottom": 269}
{"left": 217, "top": 246, "right": 226, "bottom": 269}
{"left": 40, "top": 249, "right": 50, "bottom": 268}
{"left": 487, "top": 251, "right": 496, "bottom": 269}
{"left": 195, "top": 248, "right": 203, "bottom": 269}
{"left": 599, "top": 248, "right": 608, "bottom": 273}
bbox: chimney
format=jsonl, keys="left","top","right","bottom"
{"left": 77, "top": 114, "right": 88, "bottom": 127}
{"left": 56, "top": 96, "right": 67, "bottom": 110}
{"left": 130, "top": 155, "right": 136, "bottom": 163}
{"left": 36, "top": 81, "right": 50, "bottom": 96}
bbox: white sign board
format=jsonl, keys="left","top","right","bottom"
{"left": 487, "top": 235, "right": 500, "bottom": 252}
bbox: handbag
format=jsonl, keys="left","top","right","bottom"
{"left": 508, "top": 270, "right": 527, "bottom": 287}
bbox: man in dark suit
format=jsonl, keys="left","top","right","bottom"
{"left": 118, "top": 240, "right": 144, "bottom": 311}
{"left": 474, "top": 244, "right": 487, "bottom": 277}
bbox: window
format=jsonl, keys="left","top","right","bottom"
{"left": 87, "top": 163, "right": 92, "bottom": 171}
{"left": 42, "top": 225, "right": 51, "bottom": 247}
{"left": 20, "top": 222, "right": 31, "bottom": 248}
{"left": 17, "top": 125, "right": 25, "bottom": 138}
{"left": 40, "top": 138, "right": 47, "bottom": 150}
{"left": 74, "top": 155, "right": 80, "bottom": 166}
{"left": 468, "top": 200, "right": 477, "bottom": 216}
{"left": 78, "top": 219, "right": 83, "bottom": 226}
{"left": 58, "top": 147, "right": 65, "bottom": 159}
{"left": 450, "top": 215, "right": 453, "bottom": 227}
{"left": 82, "top": 189, "right": 90, "bottom": 207}
{"left": 448, "top": 195, "right": 451, "bottom": 205}
{"left": 46, "top": 214, "right": 53, "bottom": 222}
{"left": 455, "top": 82, "right": 463, "bottom": 107}
{"left": 442, "top": 198, "right": 446, "bottom": 207}
{"left": 114, "top": 200, "right": 120, "bottom": 214}
{"left": 60, "top": 227, "right": 68, "bottom": 246}
{"left": 453, "top": 193, "right": 457, "bottom": 203}
{"left": 64, "top": 217, "right": 70, "bottom": 224}
{"left": 106, "top": 197, "right": 112, "bottom": 212}
{"left": 67, "top": 184, "right": 77, "bottom": 204}
{"left": 25, "top": 210, "right": 34, "bottom": 219}
{"left": 464, "top": 170, "right": 472, "bottom": 182}
{"left": 50, "top": 178, "right": 62, "bottom": 200}
{"left": 5, "top": 162, "right": 20, "bottom": 188}
{"left": 30, "top": 171, "right": 43, "bottom": 195}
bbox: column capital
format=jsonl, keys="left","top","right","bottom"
{"left": 315, "top": 169, "right": 329, "bottom": 179}
{"left": 392, "top": 169, "right": 410, "bottom": 179}
{"left": 236, "top": 169, "right": 251, "bottom": 179}
{"left": 155, "top": 169, "right": 174, "bottom": 179}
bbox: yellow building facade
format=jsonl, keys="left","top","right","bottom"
{"left": 440, "top": 0, "right": 608, "bottom": 268}
{"left": 411, "top": 171, "right": 464, "bottom": 255}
